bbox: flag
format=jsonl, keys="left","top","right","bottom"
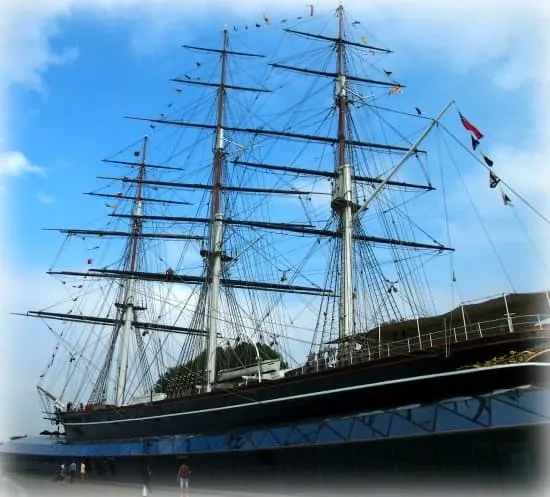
{"left": 501, "top": 191, "right": 512, "bottom": 206}
{"left": 459, "top": 112, "right": 483, "bottom": 140}
{"left": 384, "top": 70, "right": 392, "bottom": 77}
{"left": 471, "top": 136, "right": 480, "bottom": 151}
{"left": 388, "top": 86, "right": 402, "bottom": 96}
{"left": 489, "top": 171, "right": 500, "bottom": 188}
{"left": 482, "top": 154, "right": 493, "bottom": 167}
{"left": 415, "top": 107, "right": 422, "bottom": 115}
{"left": 87, "top": 258, "right": 93, "bottom": 265}
{"left": 133, "top": 151, "right": 140, "bottom": 157}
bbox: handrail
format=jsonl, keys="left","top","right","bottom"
{"left": 291, "top": 313, "right": 550, "bottom": 377}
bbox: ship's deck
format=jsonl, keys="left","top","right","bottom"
{"left": 289, "top": 313, "right": 550, "bottom": 377}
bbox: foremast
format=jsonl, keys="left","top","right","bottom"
{"left": 115, "top": 135, "right": 148, "bottom": 406}
{"left": 206, "top": 28, "right": 229, "bottom": 392}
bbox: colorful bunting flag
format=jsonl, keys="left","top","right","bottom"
{"left": 482, "top": 154, "right": 493, "bottom": 167}
{"left": 459, "top": 112, "right": 483, "bottom": 140}
{"left": 489, "top": 171, "right": 500, "bottom": 188}
{"left": 501, "top": 190, "right": 512, "bottom": 206}
{"left": 471, "top": 136, "right": 480, "bottom": 151}
{"left": 388, "top": 86, "right": 402, "bottom": 96}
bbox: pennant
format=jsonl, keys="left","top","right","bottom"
{"left": 482, "top": 154, "right": 493, "bottom": 167}
{"left": 133, "top": 151, "right": 140, "bottom": 157}
{"left": 308, "top": 4, "right": 314, "bottom": 16}
{"left": 384, "top": 70, "right": 392, "bottom": 77}
{"left": 360, "top": 36, "right": 367, "bottom": 44}
{"left": 415, "top": 107, "right": 422, "bottom": 115}
{"left": 501, "top": 191, "right": 512, "bottom": 206}
{"left": 87, "top": 258, "right": 93, "bottom": 265}
{"left": 262, "top": 13, "right": 270, "bottom": 25}
{"left": 352, "top": 21, "right": 360, "bottom": 26}
{"left": 471, "top": 136, "right": 480, "bottom": 151}
{"left": 459, "top": 112, "right": 483, "bottom": 140}
{"left": 489, "top": 171, "right": 500, "bottom": 188}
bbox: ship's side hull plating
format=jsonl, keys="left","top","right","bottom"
{"left": 62, "top": 335, "right": 548, "bottom": 442}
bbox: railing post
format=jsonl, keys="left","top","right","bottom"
{"left": 429, "top": 333, "right": 433, "bottom": 348}
{"left": 537, "top": 314, "right": 543, "bottom": 331}
{"left": 503, "top": 293, "right": 514, "bottom": 333}
{"left": 460, "top": 304, "right": 468, "bottom": 341}
{"left": 416, "top": 318, "right": 423, "bottom": 351}
{"left": 453, "top": 328, "right": 457, "bottom": 342}
{"left": 407, "top": 338, "right": 411, "bottom": 352}
{"left": 387, "top": 343, "right": 390, "bottom": 356}
{"left": 478, "top": 322, "right": 483, "bottom": 337}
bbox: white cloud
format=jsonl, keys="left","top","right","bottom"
{"left": 37, "top": 192, "right": 56, "bottom": 204}
{"left": 0, "top": 150, "right": 45, "bottom": 177}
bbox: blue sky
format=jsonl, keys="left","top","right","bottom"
{"left": 0, "top": 0, "right": 548, "bottom": 440}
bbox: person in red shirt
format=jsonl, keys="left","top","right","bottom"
{"left": 177, "top": 463, "right": 191, "bottom": 496}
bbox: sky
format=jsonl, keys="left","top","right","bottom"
{"left": 0, "top": 0, "right": 549, "bottom": 441}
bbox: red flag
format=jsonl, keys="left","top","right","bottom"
{"left": 459, "top": 112, "right": 483, "bottom": 140}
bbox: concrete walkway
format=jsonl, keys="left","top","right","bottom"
{"left": 2, "top": 472, "right": 548, "bottom": 497}
{"left": 0, "top": 473, "right": 307, "bottom": 497}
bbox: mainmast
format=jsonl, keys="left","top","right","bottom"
{"left": 115, "top": 135, "right": 148, "bottom": 406}
{"left": 206, "top": 29, "right": 229, "bottom": 392}
{"left": 332, "top": 5, "right": 355, "bottom": 340}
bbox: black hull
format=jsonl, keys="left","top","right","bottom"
{"left": 62, "top": 333, "right": 548, "bottom": 442}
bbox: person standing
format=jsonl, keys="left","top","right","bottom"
{"left": 141, "top": 464, "right": 152, "bottom": 497}
{"left": 68, "top": 461, "right": 77, "bottom": 483}
{"left": 177, "top": 462, "right": 191, "bottom": 497}
{"left": 80, "top": 460, "right": 86, "bottom": 481}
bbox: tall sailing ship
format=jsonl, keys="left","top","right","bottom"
{"left": 17, "top": 5, "right": 550, "bottom": 443}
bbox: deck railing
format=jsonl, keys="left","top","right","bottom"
{"left": 290, "top": 313, "right": 550, "bottom": 377}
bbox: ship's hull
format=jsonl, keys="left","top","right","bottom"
{"left": 62, "top": 332, "right": 548, "bottom": 442}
